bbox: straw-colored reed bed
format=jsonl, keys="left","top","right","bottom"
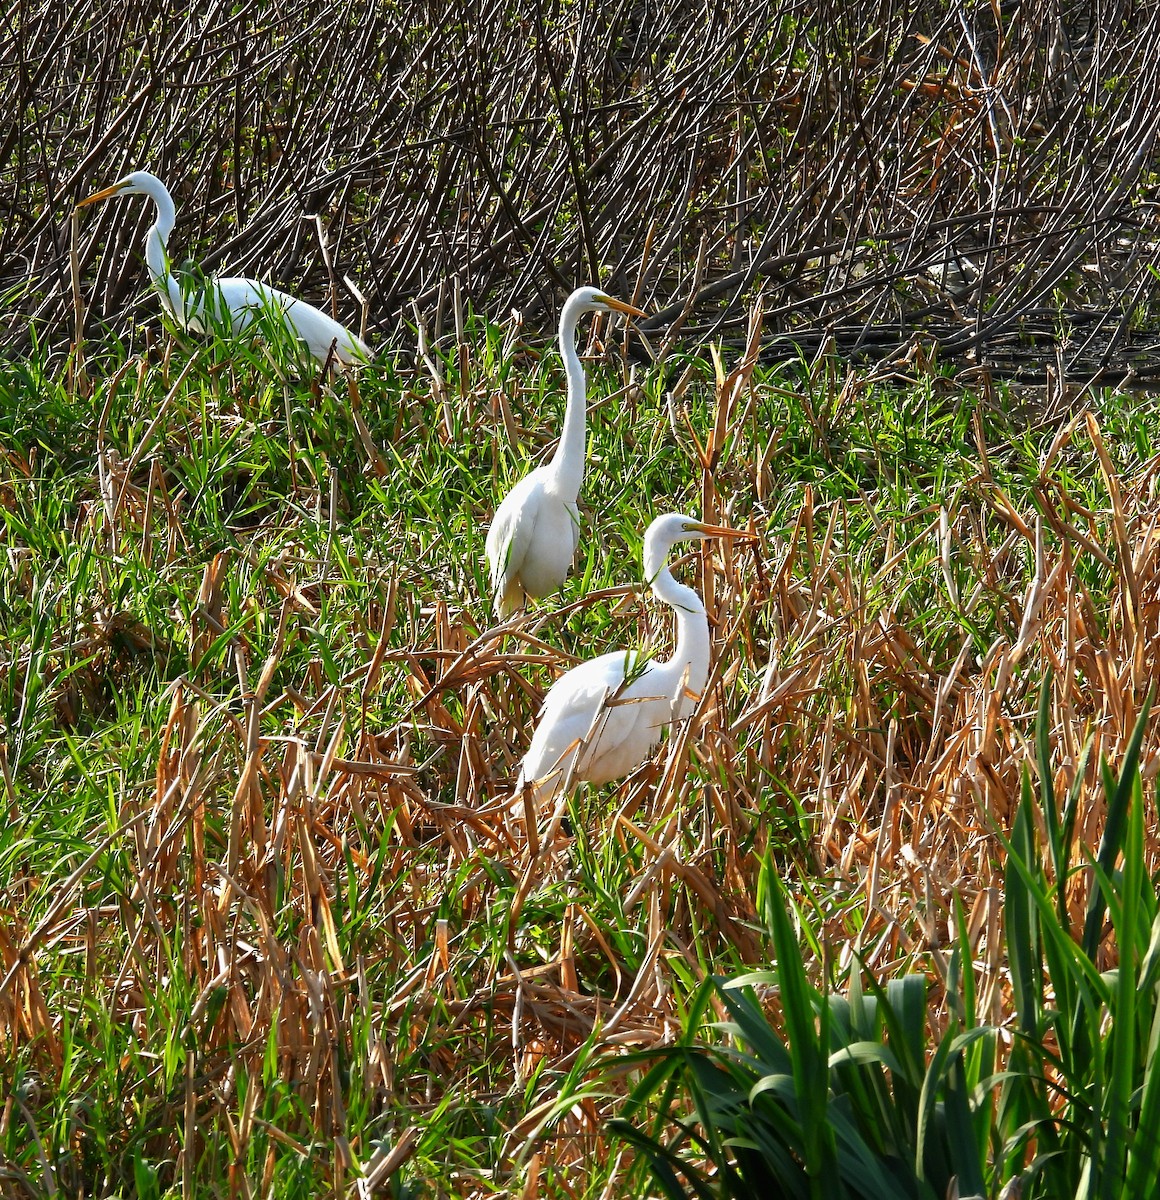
{"left": 2, "top": 314, "right": 1158, "bottom": 1195}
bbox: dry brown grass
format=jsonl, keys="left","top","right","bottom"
{"left": 3, "top": 0, "right": 1160, "bottom": 1188}
{"left": 4, "top": 315, "right": 1160, "bottom": 1193}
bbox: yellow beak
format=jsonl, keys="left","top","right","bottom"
{"left": 602, "top": 295, "right": 649, "bottom": 319}
{"left": 77, "top": 181, "right": 127, "bottom": 208}
{"left": 691, "top": 522, "right": 756, "bottom": 541}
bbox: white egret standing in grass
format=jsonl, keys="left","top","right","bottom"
{"left": 78, "top": 171, "right": 369, "bottom": 367}
{"left": 485, "top": 286, "right": 646, "bottom": 619}
{"left": 516, "top": 512, "right": 753, "bottom": 807}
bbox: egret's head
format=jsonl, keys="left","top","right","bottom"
{"left": 78, "top": 170, "right": 168, "bottom": 207}
{"left": 642, "top": 512, "right": 753, "bottom": 581}
{"left": 564, "top": 285, "right": 648, "bottom": 321}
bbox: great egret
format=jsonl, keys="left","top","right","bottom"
{"left": 78, "top": 171, "right": 369, "bottom": 367}
{"left": 485, "top": 286, "right": 646, "bottom": 619}
{"left": 516, "top": 512, "right": 752, "bottom": 807}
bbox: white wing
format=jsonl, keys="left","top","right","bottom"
{"left": 520, "top": 649, "right": 670, "bottom": 798}
{"left": 212, "top": 278, "right": 369, "bottom": 365}
{"left": 486, "top": 471, "right": 548, "bottom": 618}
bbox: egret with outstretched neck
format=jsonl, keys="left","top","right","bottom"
{"left": 516, "top": 512, "right": 753, "bottom": 806}
{"left": 485, "top": 286, "right": 646, "bottom": 619}
{"left": 78, "top": 171, "right": 369, "bottom": 367}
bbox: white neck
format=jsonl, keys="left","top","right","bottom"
{"left": 547, "top": 293, "right": 590, "bottom": 498}
{"left": 650, "top": 564, "right": 711, "bottom": 704}
{"left": 141, "top": 184, "right": 188, "bottom": 324}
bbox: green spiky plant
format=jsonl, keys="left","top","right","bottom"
{"left": 609, "top": 678, "right": 1160, "bottom": 1199}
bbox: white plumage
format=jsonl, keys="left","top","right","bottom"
{"left": 78, "top": 171, "right": 369, "bottom": 367}
{"left": 516, "top": 512, "right": 752, "bottom": 807}
{"left": 485, "top": 285, "right": 646, "bottom": 619}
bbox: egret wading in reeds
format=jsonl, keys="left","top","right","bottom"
{"left": 516, "top": 512, "right": 753, "bottom": 808}
{"left": 78, "top": 171, "right": 369, "bottom": 367}
{"left": 485, "top": 286, "right": 647, "bottom": 619}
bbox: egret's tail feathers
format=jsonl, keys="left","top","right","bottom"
{"left": 494, "top": 579, "right": 525, "bottom": 621}
{"left": 341, "top": 331, "right": 372, "bottom": 363}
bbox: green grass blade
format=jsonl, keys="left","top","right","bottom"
{"left": 1034, "top": 669, "right": 1068, "bottom": 923}
{"left": 944, "top": 1048, "right": 987, "bottom": 1198}
{"left": 1007, "top": 775, "right": 1041, "bottom": 1039}
{"left": 766, "top": 874, "right": 835, "bottom": 1196}
{"left": 1102, "top": 765, "right": 1143, "bottom": 1198}
{"left": 1123, "top": 917, "right": 1160, "bottom": 1197}
{"left": 1082, "top": 691, "right": 1152, "bottom": 958}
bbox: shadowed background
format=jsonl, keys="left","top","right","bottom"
{"left": 4, "top": 0, "right": 1159, "bottom": 378}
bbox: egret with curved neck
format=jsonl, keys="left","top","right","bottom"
{"left": 485, "top": 285, "right": 646, "bottom": 619}
{"left": 78, "top": 170, "right": 369, "bottom": 367}
{"left": 516, "top": 511, "right": 753, "bottom": 806}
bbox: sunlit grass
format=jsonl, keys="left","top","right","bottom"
{"left": 0, "top": 310, "right": 1156, "bottom": 1196}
